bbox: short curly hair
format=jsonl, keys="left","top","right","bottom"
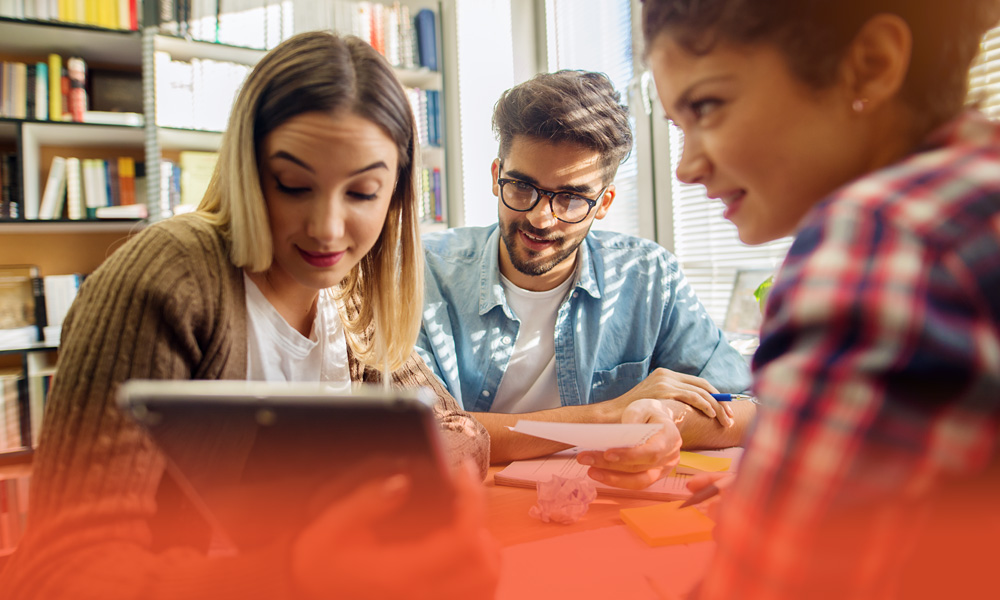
{"left": 641, "top": 0, "right": 1000, "bottom": 131}
{"left": 492, "top": 70, "right": 633, "bottom": 184}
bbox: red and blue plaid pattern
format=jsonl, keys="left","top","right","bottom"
{"left": 699, "top": 110, "right": 1000, "bottom": 599}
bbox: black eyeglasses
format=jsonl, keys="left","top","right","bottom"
{"left": 497, "top": 174, "right": 607, "bottom": 224}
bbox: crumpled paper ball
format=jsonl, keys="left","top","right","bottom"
{"left": 528, "top": 474, "right": 598, "bottom": 524}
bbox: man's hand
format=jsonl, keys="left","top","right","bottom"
{"left": 575, "top": 399, "right": 683, "bottom": 490}
{"left": 605, "top": 368, "right": 735, "bottom": 428}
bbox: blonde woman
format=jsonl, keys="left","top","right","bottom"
{"left": 1, "top": 32, "right": 497, "bottom": 599}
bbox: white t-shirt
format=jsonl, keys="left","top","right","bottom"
{"left": 491, "top": 272, "right": 575, "bottom": 413}
{"left": 244, "top": 273, "right": 351, "bottom": 390}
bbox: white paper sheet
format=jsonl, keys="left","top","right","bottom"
{"left": 508, "top": 421, "right": 664, "bottom": 451}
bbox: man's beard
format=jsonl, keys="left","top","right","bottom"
{"left": 499, "top": 220, "right": 583, "bottom": 277}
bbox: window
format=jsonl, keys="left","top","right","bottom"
{"left": 455, "top": 0, "right": 516, "bottom": 227}
{"left": 544, "top": 0, "right": 640, "bottom": 236}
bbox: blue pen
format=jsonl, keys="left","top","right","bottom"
{"left": 710, "top": 393, "right": 758, "bottom": 403}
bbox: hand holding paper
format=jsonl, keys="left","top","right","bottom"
{"left": 575, "top": 399, "right": 684, "bottom": 490}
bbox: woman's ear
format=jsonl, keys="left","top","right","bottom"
{"left": 840, "top": 13, "right": 913, "bottom": 111}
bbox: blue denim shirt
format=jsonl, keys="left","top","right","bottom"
{"left": 416, "top": 225, "right": 751, "bottom": 412}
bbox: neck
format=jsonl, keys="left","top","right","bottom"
{"left": 246, "top": 269, "right": 319, "bottom": 337}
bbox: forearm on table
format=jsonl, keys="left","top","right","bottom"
{"left": 675, "top": 400, "right": 756, "bottom": 449}
{"left": 473, "top": 403, "right": 615, "bottom": 464}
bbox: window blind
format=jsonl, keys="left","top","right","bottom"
{"left": 545, "top": 0, "right": 639, "bottom": 236}
{"left": 667, "top": 125, "right": 791, "bottom": 324}
{"left": 970, "top": 24, "right": 1000, "bottom": 118}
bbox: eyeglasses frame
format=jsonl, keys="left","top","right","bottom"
{"left": 496, "top": 166, "right": 609, "bottom": 225}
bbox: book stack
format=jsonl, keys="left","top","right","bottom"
{"left": 38, "top": 155, "right": 146, "bottom": 220}
{"left": 0, "top": 152, "right": 20, "bottom": 220}
{"left": 415, "top": 166, "right": 443, "bottom": 223}
{"left": 406, "top": 87, "right": 442, "bottom": 148}
{"left": 41, "top": 273, "right": 81, "bottom": 345}
{"left": 158, "top": 151, "right": 218, "bottom": 218}
{"left": 0, "top": 0, "right": 140, "bottom": 30}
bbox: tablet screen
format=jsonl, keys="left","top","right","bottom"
{"left": 117, "top": 380, "right": 455, "bottom": 552}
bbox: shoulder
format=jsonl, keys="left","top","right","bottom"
{"left": 799, "top": 112, "right": 1000, "bottom": 257}
{"left": 422, "top": 225, "right": 496, "bottom": 261}
{"left": 585, "top": 230, "right": 677, "bottom": 272}
{"left": 115, "top": 213, "right": 227, "bottom": 264}
{"left": 83, "top": 214, "right": 236, "bottom": 302}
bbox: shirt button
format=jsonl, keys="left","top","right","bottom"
{"left": 502, "top": 336, "right": 512, "bottom": 344}
{"left": 573, "top": 291, "right": 578, "bottom": 298}
{"left": 483, "top": 390, "right": 491, "bottom": 397}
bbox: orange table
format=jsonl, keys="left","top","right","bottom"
{"left": 485, "top": 465, "right": 715, "bottom": 600}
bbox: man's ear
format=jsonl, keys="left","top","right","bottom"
{"left": 594, "top": 184, "right": 616, "bottom": 220}
{"left": 840, "top": 13, "right": 912, "bottom": 111}
{"left": 491, "top": 159, "right": 501, "bottom": 198}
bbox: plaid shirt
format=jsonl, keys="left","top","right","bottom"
{"left": 699, "top": 110, "right": 1000, "bottom": 600}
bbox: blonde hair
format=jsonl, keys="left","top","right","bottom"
{"left": 196, "top": 31, "right": 423, "bottom": 372}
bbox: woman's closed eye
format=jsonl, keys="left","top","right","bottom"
{"left": 275, "top": 178, "right": 311, "bottom": 195}
{"left": 347, "top": 190, "right": 380, "bottom": 201}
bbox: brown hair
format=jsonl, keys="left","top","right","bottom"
{"left": 196, "top": 31, "right": 423, "bottom": 372}
{"left": 641, "top": 0, "right": 1000, "bottom": 131}
{"left": 492, "top": 70, "right": 633, "bottom": 183}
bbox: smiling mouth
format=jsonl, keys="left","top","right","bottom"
{"left": 519, "top": 229, "right": 556, "bottom": 248}
{"left": 720, "top": 191, "right": 746, "bottom": 220}
{"left": 298, "top": 247, "right": 346, "bottom": 267}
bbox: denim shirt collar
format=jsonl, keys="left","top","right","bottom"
{"left": 478, "top": 225, "right": 602, "bottom": 317}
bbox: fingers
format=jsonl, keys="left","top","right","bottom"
{"left": 576, "top": 423, "right": 683, "bottom": 490}
{"left": 686, "top": 472, "right": 731, "bottom": 493}
{"left": 586, "top": 465, "right": 672, "bottom": 490}
{"left": 651, "top": 368, "right": 719, "bottom": 394}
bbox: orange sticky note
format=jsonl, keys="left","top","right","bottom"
{"left": 678, "top": 451, "right": 732, "bottom": 473}
{"left": 620, "top": 501, "right": 715, "bottom": 547}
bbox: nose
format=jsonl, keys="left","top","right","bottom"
{"left": 525, "top": 193, "right": 558, "bottom": 229}
{"left": 674, "top": 133, "right": 710, "bottom": 185}
{"left": 307, "top": 193, "right": 346, "bottom": 242}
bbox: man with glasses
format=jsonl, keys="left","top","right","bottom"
{"left": 417, "top": 71, "right": 753, "bottom": 475}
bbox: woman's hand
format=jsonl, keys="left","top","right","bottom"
{"left": 290, "top": 461, "right": 500, "bottom": 600}
{"left": 686, "top": 472, "right": 733, "bottom": 521}
{"left": 576, "top": 398, "right": 684, "bottom": 490}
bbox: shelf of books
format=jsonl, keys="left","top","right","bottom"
{"left": 145, "top": 0, "right": 449, "bottom": 227}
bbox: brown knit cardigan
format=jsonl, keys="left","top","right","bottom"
{"left": 0, "top": 214, "right": 489, "bottom": 599}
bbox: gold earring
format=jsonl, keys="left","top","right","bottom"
{"left": 852, "top": 98, "right": 869, "bottom": 113}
